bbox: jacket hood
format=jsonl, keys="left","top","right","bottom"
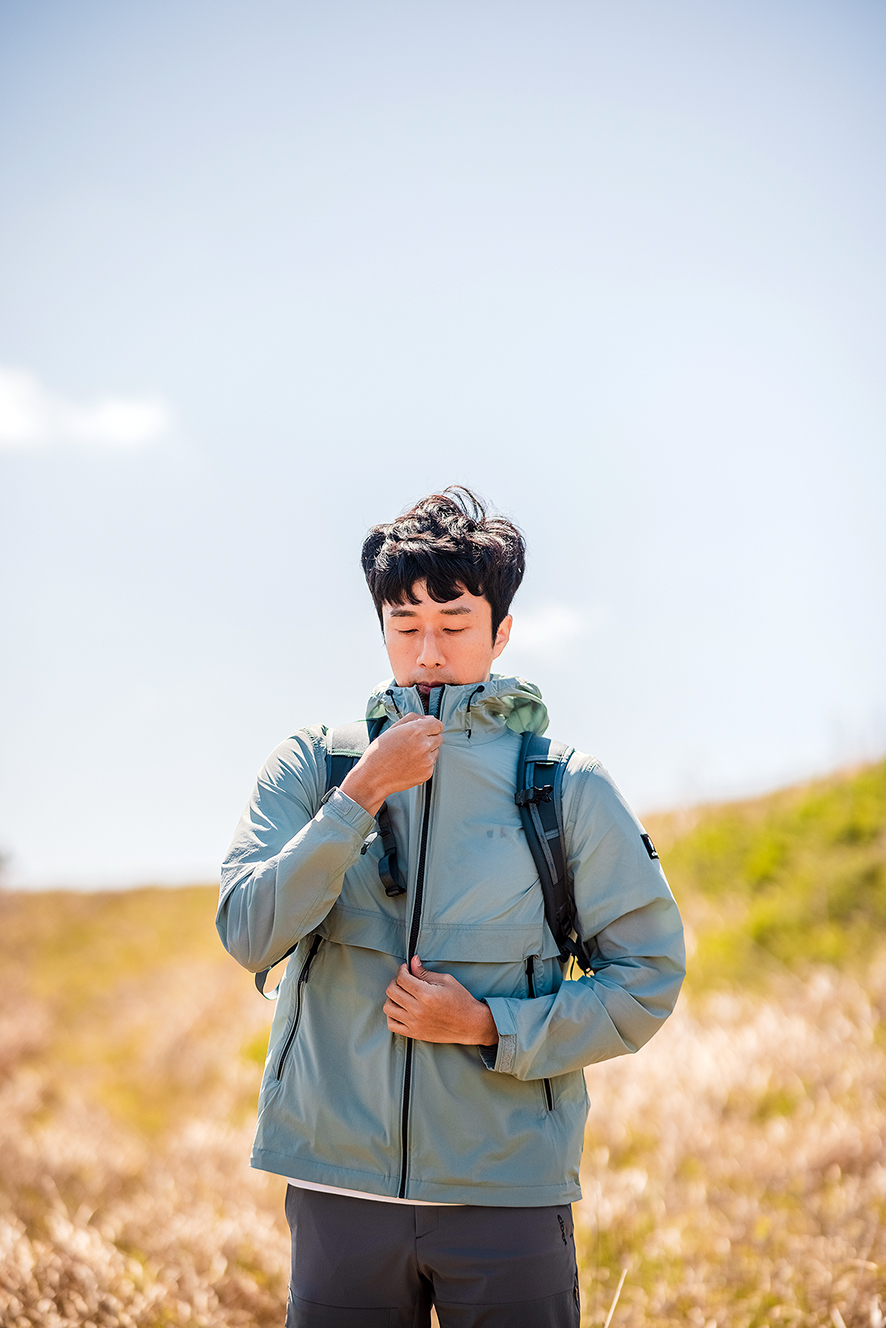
{"left": 365, "top": 675, "right": 549, "bottom": 742}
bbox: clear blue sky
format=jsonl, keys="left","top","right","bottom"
{"left": 1, "top": 0, "right": 883, "bottom": 886}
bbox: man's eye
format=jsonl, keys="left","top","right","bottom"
{"left": 444, "top": 628, "right": 466, "bottom": 635}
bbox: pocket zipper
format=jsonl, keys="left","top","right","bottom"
{"left": 276, "top": 935, "right": 322, "bottom": 1079}
{"left": 525, "top": 956, "right": 554, "bottom": 1112}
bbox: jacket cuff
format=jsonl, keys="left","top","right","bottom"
{"left": 318, "top": 788, "right": 376, "bottom": 841}
{"left": 480, "top": 998, "right": 518, "bottom": 1075}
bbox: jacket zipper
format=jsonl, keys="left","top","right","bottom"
{"left": 276, "top": 934, "right": 322, "bottom": 1079}
{"left": 398, "top": 684, "right": 443, "bottom": 1198}
{"left": 525, "top": 956, "right": 554, "bottom": 1112}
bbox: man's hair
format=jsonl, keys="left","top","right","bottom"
{"left": 361, "top": 486, "right": 526, "bottom": 639}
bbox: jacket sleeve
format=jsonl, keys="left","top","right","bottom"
{"left": 216, "top": 727, "right": 377, "bottom": 973}
{"left": 482, "top": 757, "right": 685, "bottom": 1080}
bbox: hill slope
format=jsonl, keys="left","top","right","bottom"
{"left": 646, "top": 757, "right": 886, "bottom": 987}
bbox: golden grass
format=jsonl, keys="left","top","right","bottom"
{"left": 578, "top": 964, "right": 886, "bottom": 1327}
{"left": 1, "top": 759, "right": 884, "bottom": 1326}
{"left": 0, "top": 892, "right": 287, "bottom": 1327}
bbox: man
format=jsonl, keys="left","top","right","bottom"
{"left": 217, "top": 487, "right": 685, "bottom": 1327}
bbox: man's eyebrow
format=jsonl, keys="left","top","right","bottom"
{"left": 386, "top": 604, "right": 474, "bottom": 617}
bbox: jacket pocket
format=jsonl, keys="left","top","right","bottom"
{"left": 525, "top": 956, "right": 554, "bottom": 1112}
{"left": 276, "top": 934, "right": 323, "bottom": 1080}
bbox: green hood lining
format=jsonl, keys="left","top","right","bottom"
{"left": 365, "top": 675, "right": 549, "bottom": 736}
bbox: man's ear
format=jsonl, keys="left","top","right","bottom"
{"left": 491, "top": 615, "right": 512, "bottom": 661}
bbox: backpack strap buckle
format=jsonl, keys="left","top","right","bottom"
{"left": 515, "top": 784, "right": 554, "bottom": 807}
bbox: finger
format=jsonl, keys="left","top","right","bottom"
{"left": 409, "top": 956, "right": 450, "bottom": 986}
{"left": 390, "top": 713, "right": 423, "bottom": 728}
{"left": 409, "top": 717, "right": 444, "bottom": 736}
{"left": 399, "top": 959, "right": 442, "bottom": 990}
{"left": 395, "top": 967, "right": 429, "bottom": 995}
{"left": 386, "top": 1015, "right": 412, "bottom": 1034}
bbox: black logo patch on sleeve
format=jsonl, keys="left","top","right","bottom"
{"left": 641, "top": 833, "right": 659, "bottom": 860}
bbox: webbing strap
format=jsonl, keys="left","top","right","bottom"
{"left": 327, "top": 718, "right": 406, "bottom": 891}
{"left": 515, "top": 731, "right": 591, "bottom": 973}
{"left": 326, "top": 718, "right": 405, "bottom": 893}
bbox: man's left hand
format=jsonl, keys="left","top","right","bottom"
{"left": 384, "top": 957, "right": 499, "bottom": 1046}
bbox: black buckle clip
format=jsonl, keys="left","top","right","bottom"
{"left": 515, "top": 784, "right": 554, "bottom": 807}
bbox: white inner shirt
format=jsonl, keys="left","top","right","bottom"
{"left": 286, "top": 1177, "right": 461, "bottom": 1206}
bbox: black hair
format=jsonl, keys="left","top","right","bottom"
{"left": 361, "top": 486, "right": 526, "bottom": 639}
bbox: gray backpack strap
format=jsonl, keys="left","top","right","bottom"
{"left": 515, "top": 732, "right": 591, "bottom": 973}
{"left": 327, "top": 719, "right": 405, "bottom": 895}
{"left": 255, "top": 716, "right": 394, "bottom": 999}
{"left": 326, "top": 720, "right": 376, "bottom": 791}
{"left": 343, "top": 717, "right": 406, "bottom": 898}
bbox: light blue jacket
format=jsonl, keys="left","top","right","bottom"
{"left": 217, "top": 677, "right": 685, "bottom": 1206}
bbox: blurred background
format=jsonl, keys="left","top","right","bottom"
{"left": 1, "top": 0, "right": 883, "bottom": 888}
{"left": 2, "top": 7, "right": 886, "bottom": 1326}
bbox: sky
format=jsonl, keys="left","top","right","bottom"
{"left": 0, "top": 0, "right": 883, "bottom": 887}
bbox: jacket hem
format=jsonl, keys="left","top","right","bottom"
{"left": 250, "top": 1149, "right": 582, "bottom": 1207}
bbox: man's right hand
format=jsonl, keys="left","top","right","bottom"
{"left": 338, "top": 714, "right": 444, "bottom": 817}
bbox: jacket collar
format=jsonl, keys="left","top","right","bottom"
{"left": 365, "top": 675, "right": 549, "bottom": 743}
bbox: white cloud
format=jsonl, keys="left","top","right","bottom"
{"left": 507, "top": 602, "right": 608, "bottom": 660}
{"left": 0, "top": 366, "right": 174, "bottom": 450}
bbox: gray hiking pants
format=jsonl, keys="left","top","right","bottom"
{"left": 284, "top": 1186, "right": 581, "bottom": 1327}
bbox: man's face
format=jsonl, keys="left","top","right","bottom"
{"left": 382, "top": 581, "right": 512, "bottom": 688}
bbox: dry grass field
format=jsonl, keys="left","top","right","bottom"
{"left": 1, "top": 759, "right": 884, "bottom": 1327}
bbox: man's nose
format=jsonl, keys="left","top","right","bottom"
{"left": 416, "top": 630, "right": 444, "bottom": 667}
